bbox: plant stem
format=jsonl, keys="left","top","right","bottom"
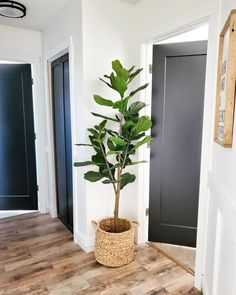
{"left": 99, "top": 143, "right": 117, "bottom": 194}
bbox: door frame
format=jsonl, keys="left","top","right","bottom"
{"left": 46, "top": 48, "right": 70, "bottom": 220}
{"left": 138, "top": 9, "right": 217, "bottom": 290}
{"left": 49, "top": 51, "right": 74, "bottom": 231}
{"left": 0, "top": 52, "right": 48, "bottom": 214}
{"left": 45, "top": 41, "right": 78, "bottom": 240}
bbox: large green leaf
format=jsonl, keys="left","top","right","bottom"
{"left": 91, "top": 112, "right": 119, "bottom": 122}
{"left": 128, "top": 102, "right": 146, "bottom": 114}
{"left": 84, "top": 171, "right": 104, "bottom": 182}
{"left": 112, "top": 60, "right": 122, "bottom": 73}
{"left": 108, "top": 136, "right": 127, "bottom": 146}
{"left": 130, "top": 83, "right": 149, "bottom": 97}
{"left": 112, "top": 60, "right": 129, "bottom": 81}
{"left": 131, "top": 116, "right": 152, "bottom": 136}
{"left": 94, "top": 95, "right": 113, "bottom": 107}
{"left": 92, "top": 154, "right": 106, "bottom": 166}
{"left": 120, "top": 173, "right": 136, "bottom": 189}
{"left": 132, "top": 135, "right": 152, "bottom": 150}
{"left": 74, "top": 161, "right": 93, "bottom": 167}
{"left": 110, "top": 73, "right": 127, "bottom": 98}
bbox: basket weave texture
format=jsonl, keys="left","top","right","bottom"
{"left": 92, "top": 218, "right": 139, "bottom": 267}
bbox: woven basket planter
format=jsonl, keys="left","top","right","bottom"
{"left": 92, "top": 218, "right": 139, "bottom": 267}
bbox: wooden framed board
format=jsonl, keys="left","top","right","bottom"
{"left": 214, "top": 10, "right": 236, "bottom": 147}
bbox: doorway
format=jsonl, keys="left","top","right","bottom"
{"left": 148, "top": 32, "right": 208, "bottom": 273}
{"left": 51, "top": 53, "right": 73, "bottom": 232}
{"left": 0, "top": 63, "right": 38, "bottom": 211}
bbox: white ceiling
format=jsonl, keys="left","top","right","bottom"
{"left": 0, "top": 0, "right": 68, "bottom": 31}
{"left": 0, "top": 0, "right": 141, "bottom": 32}
{"left": 120, "top": 0, "right": 141, "bottom": 4}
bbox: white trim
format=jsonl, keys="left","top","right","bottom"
{"left": 43, "top": 38, "right": 71, "bottom": 221}
{"left": 138, "top": 8, "right": 216, "bottom": 291}
{"left": 75, "top": 231, "right": 95, "bottom": 253}
{"left": 0, "top": 50, "right": 48, "bottom": 214}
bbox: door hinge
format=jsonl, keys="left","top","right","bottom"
{"left": 149, "top": 64, "right": 153, "bottom": 74}
{"left": 146, "top": 208, "right": 149, "bottom": 216}
{"left": 37, "top": 185, "right": 39, "bottom": 192}
{"left": 34, "top": 133, "right": 36, "bottom": 140}
{"left": 31, "top": 78, "right": 34, "bottom": 85}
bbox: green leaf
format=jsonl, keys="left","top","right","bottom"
{"left": 128, "top": 66, "right": 135, "bottom": 73}
{"left": 120, "top": 173, "right": 136, "bottom": 189}
{"left": 131, "top": 116, "right": 152, "bottom": 136}
{"left": 74, "top": 161, "right": 93, "bottom": 167}
{"left": 75, "top": 143, "right": 92, "bottom": 147}
{"left": 102, "top": 179, "right": 118, "bottom": 184}
{"left": 112, "top": 60, "right": 129, "bottom": 81}
{"left": 127, "top": 160, "right": 148, "bottom": 166}
{"left": 128, "top": 68, "right": 143, "bottom": 84}
{"left": 88, "top": 128, "right": 99, "bottom": 137}
{"left": 112, "top": 60, "right": 122, "bottom": 73}
{"left": 102, "top": 164, "right": 120, "bottom": 173}
{"left": 84, "top": 171, "right": 104, "bottom": 182}
{"left": 128, "top": 102, "right": 146, "bottom": 114}
{"left": 130, "top": 83, "right": 149, "bottom": 97}
{"left": 110, "top": 73, "right": 127, "bottom": 98}
{"left": 94, "top": 95, "right": 113, "bottom": 107}
{"left": 99, "top": 78, "right": 113, "bottom": 89}
{"left": 132, "top": 132, "right": 146, "bottom": 140}
{"left": 107, "top": 150, "right": 122, "bottom": 155}
{"left": 92, "top": 154, "right": 106, "bottom": 166}
{"left": 98, "top": 120, "right": 107, "bottom": 132}
{"left": 91, "top": 112, "right": 119, "bottom": 122}
{"left": 108, "top": 136, "right": 127, "bottom": 146}
{"left": 132, "top": 135, "right": 152, "bottom": 150}
{"left": 113, "top": 96, "right": 129, "bottom": 113}
{"left": 107, "top": 138, "right": 116, "bottom": 151}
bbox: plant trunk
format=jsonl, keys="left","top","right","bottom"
{"left": 114, "top": 190, "right": 120, "bottom": 232}
{"left": 114, "top": 161, "right": 122, "bottom": 232}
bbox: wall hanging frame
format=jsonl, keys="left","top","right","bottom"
{"left": 214, "top": 9, "right": 236, "bottom": 148}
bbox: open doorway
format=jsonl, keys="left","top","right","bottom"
{"left": 0, "top": 61, "right": 38, "bottom": 219}
{"left": 148, "top": 24, "right": 209, "bottom": 274}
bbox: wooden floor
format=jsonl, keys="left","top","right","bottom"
{"left": 0, "top": 213, "right": 202, "bottom": 295}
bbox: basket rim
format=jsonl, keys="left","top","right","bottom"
{"left": 97, "top": 217, "right": 134, "bottom": 235}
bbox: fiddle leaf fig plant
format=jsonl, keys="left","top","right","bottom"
{"left": 74, "top": 60, "right": 152, "bottom": 232}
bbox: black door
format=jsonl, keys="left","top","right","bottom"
{"left": 0, "top": 64, "right": 38, "bottom": 210}
{"left": 149, "top": 41, "right": 207, "bottom": 247}
{"left": 52, "top": 53, "right": 73, "bottom": 232}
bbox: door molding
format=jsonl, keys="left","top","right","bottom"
{"left": 138, "top": 6, "right": 217, "bottom": 290}
{"left": 46, "top": 48, "right": 70, "bottom": 219}
{"left": 0, "top": 51, "right": 48, "bottom": 214}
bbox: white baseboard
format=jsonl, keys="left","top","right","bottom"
{"left": 74, "top": 231, "right": 95, "bottom": 253}
{"left": 202, "top": 278, "right": 210, "bottom": 295}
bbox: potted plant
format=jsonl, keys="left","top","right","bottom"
{"left": 74, "top": 60, "right": 152, "bottom": 267}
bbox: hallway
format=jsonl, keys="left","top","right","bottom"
{"left": 0, "top": 213, "right": 201, "bottom": 295}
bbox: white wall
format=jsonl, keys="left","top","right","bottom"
{"left": 42, "top": 0, "right": 88, "bottom": 248}
{"left": 202, "top": 1, "right": 236, "bottom": 294}
{"left": 0, "top": 24, "right": 48, "bottom": 214}
{"left": 81, "top": 0, "right": 139, "bottom": 249}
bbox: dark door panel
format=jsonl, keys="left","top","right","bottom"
{"left": 149, "top": 41, "right": 207, "bottom": 247}
{"left": 0, "top": 64, "right": 38, "bottom": 210}
{"left": 52, "top": 54, "right": 73, "bottom": 232}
